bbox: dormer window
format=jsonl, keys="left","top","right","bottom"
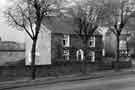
{"left": 89, "top": 36, "right": 95, "bottom": 47}
{"left": 62, "top": 34, "right": 70, "bottom": 47}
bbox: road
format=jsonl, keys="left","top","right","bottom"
{"left": 9, "top": 74, "right": 135, "bottom": 90}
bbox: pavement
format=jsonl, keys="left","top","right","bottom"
{"left": 0, "top": 68, "right": 135, "bottom": 90}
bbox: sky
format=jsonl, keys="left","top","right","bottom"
{"left": 0, "top": 0, "right": 25, "bottom": 43}
{"left": 0, "top": 0, "right": 82, "bottom": 43}
{"left": 0, "top": 0, "right": 77, "bottom": 43}
{"left": 0, "top": 0, "right": 121, "bottom": 43}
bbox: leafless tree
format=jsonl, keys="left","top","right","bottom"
{"left": 68, "top": 0, "right": 105, "bottom": 61}
{"left": 6, "top": 0, "right": 62, "bottom": 79}
{"left": 64, "top": 0, "right": 106, "bottom": 73}
{"left": 103, "top": 0, "right": 135, "bottom": 69}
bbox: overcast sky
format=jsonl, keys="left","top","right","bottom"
{"left": 0, "top": 0, "right": 121, "bottom": 43}
{"left": 0, "top": 0, "right": 77, "bottom": 43}
{"left": 0, "top": 0, "right": 25, "bottom": 43}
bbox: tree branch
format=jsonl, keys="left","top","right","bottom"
{"left": 23, "top": 25, "right": 34, "bottom": 40}
{"left": 8, "top": 12, "right": 23, "bottom": 28}
{"left": 18, "top": 5, "right": 35, "bottom": 38}
{"left": 8, "top": 11, "right": 34, "bottom": 40}
{"left": 110, "top": 26, "right": 117, "bottom": 35}
{"left": 27, "top": 3, "right": 35, "bottom": 37}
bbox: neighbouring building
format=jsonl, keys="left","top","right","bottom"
{"left": 104, "top": 28, "right": 134, "bottom": 57}
{"left": 127, "top": 33, "right": 135, "bottom": 56}
{"left": 119, "top": 32, "right": 131, "bottom": 57}
{"left": 25, "top": 16, "right": 104, "bottom": 65}
{"left": 0, "top": 40, "right": 25, "bottom": 65}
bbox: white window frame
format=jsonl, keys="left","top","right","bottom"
{"left": 102, "top": 49, "right": 105, "bottom": 56}
{"left": 28, "top": 53, "right": 32, "bottom": 64}
{"left": 63, "top": 50, "right": 70, "bottom": 60}
{"left": 63, "top": 34, "right": 70, "bottom": 47}
{"left": 89, "top": 51, "right": 95, "bottom": 62}
{"left": 28, "top": 50, "right": 40, "bottom": 64}
{"left": 89, "top": 36, "right": 95, "bottom": 47}
{"left": 119, "top": 40, "right": 127, "bottom": 50}
{"left": 76, "top": 49, "right": 84, "bottom": 61}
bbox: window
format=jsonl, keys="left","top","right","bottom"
{"left": 89, "top": 36, "right": 95, "bottom": 47}
{"left": 63, "top": 50, "right": 70, "bottom": 60}
{"left": 102, "top": 49, "right": 105, "bottom": 56}
{"left": 35, "top": 52, "right": 40, "bottom": 56}
{"left": 62, "top": 34, "right": 70, "bottom": 47}
{"left": 28, "top": 53, "right": 32, "bottom": 64}
{"left": 76, "top": 49, "right": 84, "bottom": 61}
{"left": 120, "top": 50, "right": 128, "bottom": 56}
{"left": 28, "top": 51, "right": 40, "bottom": 64}
{"left": 88, "top": 51, "right": 95, "bottom": 62}
{"left": 119, "top": 40, "right": 128, "bottom": 56}
{"left": 119, "top": 40, "right": 127, "bottom": 50}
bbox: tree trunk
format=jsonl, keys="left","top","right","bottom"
{"left": 116, "top": 35, "right": 120, "bottom": 62}
{"left": 84, "top": 43, "right": 88, "bottom": 61}
{"left": 31, "top": 38, "right": 37, "bottom": 80}
{"left": 81, "top": 42, "right": 88, "bottom": 73}
{"left": 31, "top": 21, "right": 41, "bottom": 79}
{"left": 115, "top": 35, "right": 120, "bottom": 70}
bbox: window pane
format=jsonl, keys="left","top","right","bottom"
{"left": 63, "top": 40, "right": 66, "bottom": 46}
{"left": 89, "top": 36, "right": 95, "bottom": 47}
{"left": 63, "top": 34, "right": 70, "bottom": 47}
{"left": 63, "top": 50, "right": 70, "bottom": 60}
{"left": 88, "top": 51, "right": 95, "bottom": 62}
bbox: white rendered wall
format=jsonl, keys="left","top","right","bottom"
{"left": 25, "top": 25, "right": 51, "bottom": 65}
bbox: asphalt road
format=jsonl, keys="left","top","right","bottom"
{"left": 9, "top": 74, "right": 135, "bottom": 90}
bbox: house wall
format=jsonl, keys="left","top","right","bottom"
{"left": 51, "top": 33, "right": 63, "bottom": 61}
{"left": 51, "top": 33, "right": 103, "bottom": 63}
{"left": 87, "top": 36, "right": 103, "bottom": 62}
{"left": 95, "top": 36, "right": 103, "bottom": 62}
{"left": 70, "top": 35, "right": 83, "bottom": 60}
{"left": 104, "top": 32, "right": 117, "bottom": 57}
{"left": 51, "top": 33, "right": 84, "bottom": 62}
{"left": 25, "top": 25, "right": 51, "bottom": 65}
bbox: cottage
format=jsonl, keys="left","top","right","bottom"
{"left": 25, "top": 16, "right": 103, "bottom": 65}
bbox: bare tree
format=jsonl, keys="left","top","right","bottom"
{"left": 68, "top": 0, "right": 105, "bottom": 61}
{"left": 103, "top": 0, "right": 135, "bottom": 69}
{"left": 64, "top": 0, "right": 106, "bottom": 73}
{"left": 6, "top": 0, "right": 62, "bottom": 79}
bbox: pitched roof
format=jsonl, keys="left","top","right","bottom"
{"left": 42, "top": 16, "right": 102, "bottom": 35}
{"left": 42, "top": 16, "right": 78, "bottom": 34}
